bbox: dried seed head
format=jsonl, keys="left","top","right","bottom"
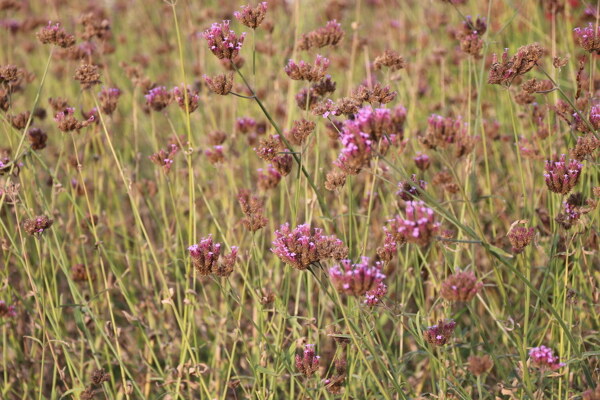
{"left": 37, "top": 21, "right": 75, "bottom": 48}
{"left": 324, "top": 169, "right": 347, "bottom": 191}
{"left": 297, "top": 20, "right": 344, "bottom": 51}
{"left": 172, "top": 85, "right": 200, "bottom": 113}
{"left": 98, "top": 87, "right": 121, "bottom": 115}
{"left": 285, "top": 55, "right": 330, "bottom": 82}
{"left": 488, "top": 43, "right": 545, "bottom": 86}
{"left": 286, "top": 119, "right": 315, "bottom": 146}
{"left": 28, "top": 127, "right": 47, "bottom": 150}
{"left": 23, "top": 215, "right": 53, "bottom": 236}
{"left": 467, "top": 355, "right": 493, "bottom": 376}
{"left": 74, "top": 64, "right": 101, "bottom": 89}
{"left": 234, "top": 2, "right": 268, "bottom": 29}
{"left": 440, "top": 270, "right": 483, "bottom": 302}
{"left": 237, "top": 189, "right": 268, "bottom": 232}
{"left": 507, "top": 225, "right": 535, "bottom": 254}
{"left": 203, "top": 73, "right": 234, "bottom": 95}
{"left": 373, "top": 49, "right": 406, "bottom": 71}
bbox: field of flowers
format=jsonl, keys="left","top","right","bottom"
{"left": 0, "top": 0, "right": 599, "bottom": 398}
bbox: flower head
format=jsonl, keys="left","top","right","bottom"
{"left": 440, "top": 270, "right": 483, "bottom": 302}
{"left": 234, "top": 2, "right": 268, "bottom": 29}
{"left": 544, "top": 154, "right": 583, "bottom": 195}
{"left": 188, "top": 235, "right": 238, "bottom": 277}
{"left": 573, "top": 23, "right": 600, "bottom": 53}
{"left": 203, "top": 20, "right": 246, "bottom": 60}
{"left": 529, "top": 346, "right": 565, "bottom": 370}
{"left": 424, "top": 319, "right": 456, "bottom": 346}
{"left": 386, "top": 201, "right": 440, "bottom": 247}
{"left": 296, "top": 344, "right": 320, "bottom": 377}
{"left": 0, "top": 300, "right": 17, "bottom": 318}
{"left": 329, "top": 257, "right": 386, "bottom": 297}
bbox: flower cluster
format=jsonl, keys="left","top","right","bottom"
{"left": 237, "top": 189, "right": 268, "bottom": 232}
{"left": 36, "top": 21, "right": 75, "bottom": 48}
{"left": 424, "top": 319, "right": 456, "bottom": 346}
{"left": 203, "top": 73, "right": 234, "bottom": 95}
{"left": 421, "top": 114, "right": 475, "bottom": 157}
{"left": 455, "top": 16, "right": 487, "bottom": 58}
{"left": 373, "top": 49, "right": 406, "bottom": 71}
{"left": 203, "top": 20, "right": 246, "bottom": 60}
{"left": 468, "top": 355, "right": 493, "bottom": 376}
{"left": 528, "top": 346, "right": 565, "bottom": 370}
{"left": 386, "top": 201, "right": 440, "bottom": 247}
{"left": 172, "top": 85, "right": 200, "bottom": 113}
{"left": 397, "top": 174, "right": 427, "bottom": 201}
{"left": 145, "top": 86, "right": 172, "bottom": 112}
{"left": 0, "top": 300, "right": 17, "bottom": 318}
{"left": 271, "top": 223, "right": 348, "bottom": 270}
{"left": 98, "top": 87, "right": 121, "bottom": 115}
{"left": 285, "top": 119, "right": 315, "bottom": 146}
{"left": 149, "top": 143, "right": 179, "bottom": 174}
{"left": 234, "top": 2, "right": 268, "bottom": 29}
{"left": 507, "top": 225, "right": 535, "bottom": 254}
{"left": 296, "top": 344, "right": 320, "bottom": 377}
{"left": 257, "top": 165, "right": 281, "bottom": 190}
{"left": 488, "top": 43, "right": 545, "bottom": 85}
{"left": 188, "top": 235, "right": 238, "bottom": 277}
{"left": 297, "top": 20, "right": 344, "bottom": 51}
{"left": 364, "top": 282, "right": 388, "bottom": 306}
{"left": 544, "top": 154, "right": 583, "bottom": 195}
{"left": 414, "top": 153, "right": 431, "bottom": 170}
{"left": 23, "top": 215, "right": 53, "bottom": 236}
{"left": 285, "top": 55, "right": 330, "bottom": 82}
{"left": 54, "top": 107, "right": 94, "bottom": 132}
{"left": 329, "top": 257, "right": 385, "bottom": 297}
{"left": 573, "top": 23, "right": 600, "bottom": 54}
{"left": 440, "top": 270, "right": 483, "bottom": 302}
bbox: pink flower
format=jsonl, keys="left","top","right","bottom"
{"left": 203, "top": 20, "right": 246, "bottom": 60}
{"left": 529, "top": 346, "right": 565, "bottom": 370}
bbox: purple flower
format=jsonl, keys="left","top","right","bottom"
{"left": 188, "top": 235, "right": 238, "bottom": 277}
{"left": 544, "top": 154, "right": 583, "bottom": 195}
{"left": 296, "top": 344, "right": 320, "bottom": 377}
{"left": 414, "top": 153, "right": 431, "bottom": 171}
{"left": 271, "top": 223, "right": 348, "bottom": 270}
{"left": 364, "top": 282, "right": 388, "bottom": 306}
{"left": 329, "top": 257, "right": 386, "bottom": 297}
{"left": 424, "top": 319, "right": 456, "bottom": 346}
{"left": 387, "top": 201, "right": 440, "bottom": 247}
{"left": 529, "top": 346, "right": 565, "bottom": 371}
{"left": 0, "top": 300, "right": 17, "bottom": 318}
{"left": 573, "top": 23, "right": 600, "bottom": 53}
{"left": 590, "top": 104, "right": 600, "bottom": 130}
{"left": 203, "top": 20, "right": 246, "bottom": 60}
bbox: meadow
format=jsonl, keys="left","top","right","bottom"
{"left": 0, "top": 0, "right": 599, "bottom": 398}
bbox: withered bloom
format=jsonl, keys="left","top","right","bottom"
{"left": 74, "top": 64, "right": 101, "bottom": 88}
{"left": 424, "top": 319, "right": 456, "bottom": 346}
{"left": 507, "top": 225, "right": 534, "bottom": 254}
{"left": 23, "top": 215, "right": 53, "bottom": 236}
{"left": 325, "top": 169, "right": 346, "bottom": 191}
{"left": 286, "top": 119, "right": 315, "bottom": 146}
{"left": 28, "top": 127, "right": 47, "bottom": 150}
{"left": 237, "top": 189, "right": 268, "bottom": 232}
{"left": 234, "top": 2, "right": 268, "bottom": 29}
{"left": 374, "top": 49, "right": 406, "bottom": 71}
{"left": 188, "top": 236, "right": 238, "bottom": 277}
{"left": 36, "top": 21, "right": 75, "bottom": 48}
{"left": 488, "top": 43, "right": 545, "bottom": 86}
{"left": 203, "top": 73, "right": 234, "bottom": 95}
{"left": 440, "top": 270, "right": 483, "bottom": 302}
{"left": 297, "top": 20, "right": 344, "bottom": 51}
{"left": 467, "top": 355, "right": 493, "bottom": 376}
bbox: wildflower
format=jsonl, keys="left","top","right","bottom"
{"left": 36, "top": 21, "right": 75, "bottom": 48}
{"left": 376, "top": 232, "right": 397, "bottom": 262}
{"left": 329, "top": 257, "right": 386, "bottom": 297}
{"left": 544, "top": 154, "right": 583, "bottom": 195}
{"left": 23, "top": 215, "right": 53, "bottom": 236}
{"left": 414, "top": 153, "right": 431, "bottom": 171}
{"left": 364, "top": 282, "right": 388, "bottom": 306}
{"left": 528, "top": 346, "right": 565, "bottom": 370}
{"left": 28, "top": 127, "right": 47, "bottom": 150}
{"left": 236, "top": 117, "right": 257, "bottom": 134}
{"left": 237, "top": 189, "right": 268, "bottom": 232}
{"left": 254, "top": 135, "right": 282, "bottom": 161}
{"left": 323, "top": 357, "right": 347, "bottom": 394}
{"left": 188, "top": 235, "right": 238, "bottom": 277}
{"left": 145, "top": 86, "right": 172, "bottom": 112}
{"left": 271, "top": 223, "right": 348, "bottom": 270}
{"left": 488, "top": 43, "right": 545, "bottom": 85}
{"left": 424, "top": 319, "right": 456, "bottom": 346}
{"left": 286, "top": 119, "right": 315, "bottom": 146}
{"left": 205, "top": 146, "right": 225, "bottom": 164}
{"left": 203, "top": 73, "right": 234, "bottom": 95}
{"left": 98, "top": 87, "right": 121, "bottom": 115}
{"left": 373, "top": 49, "right": 406, "bottom": 71}
{"left": 207, "top": 130, "right": 228, "bottom": 145}
{"left": 352, "top": 83, "right": 397, "bottom": 105}
{"left": 203, "top": 20, "right": 246, "bottom": 60}
{"left": 507, "top": 225, "right": 534, "bottom": 254}
{"left": 432, "top": 170, "right": 459, "bottom": 194}
{"left": 296, "top": 88, "right": 321, "bottom": 111}
{"left": 170, "top": 85, "right": 199, "bottom": 113}
{"left": 285, "top": 55, "right": 330, "bottom": 82}
{"left": 325, "top": 169, "right": 346, "bottom": 191}
{"left": 573, "top": 23, "right": 600, "bottom": 53}
{"left": 555, "top": 193, "right": 597, "bottom": 230}
{"left": 257, "top": 165, "right": 281, "bottom": 190}
{"left": 149, "top": 143, "right": 179, "bottom": 174}
{"left": 421, "top": 114, "right": 475, "bottom": 157}
{"left": 467, "top": 355, "right": 493, "bottom": 376}
{"left": 296, "top": 344, "right": 320, "bottom": 377}
{"left": 7, "top": 111, "right": 30, "bottom": 130}
{"left": 54, "top": 107, "right": 94, "bottom": 132}
{"left": 589, "top": 104, "right": 600, "bottom": 130}
{"left": 297, "top": 20, "right": 344, "bottom": 51}
{"left": 0, "top": 300, "right": 17, "bottom": 318}
{"left": 455, "top": 16, "right": 487, "bottom": 58}
{"left": 234, "top": 2, "right": 268, "bottom": 29}
{"left": 311, "top": 76, "right": 337, "bottom": 96}
{"left": 74, "top": 64, "right": 101, "bottom": 88}
{"left": 272, "top": 153, "right": 293, "bottom": 176}
{"left": 440, "top": 270, "right": 483, "bottom": 302}
{"left": 397, "top": 174, "right": 427, "bottom": 201}
{"left": 387, "top": 201, "right": 440, "bottom": 247}
{"left": 335, "top": 123, "right": 373, "bottom": 175}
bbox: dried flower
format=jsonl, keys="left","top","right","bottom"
{"left": 172, "top": 85, "right": 199, "bottom": 113}
{"left": 234, "top": 2, "right": 268, "bottom": 29}
{"left": 507, "top": 225, "right": 535, "bottom": 254}
{"left": 36, "top": 21, "right": 75, "bottom": 48}
{"left": 311, "top": 76, "right": 337, "bottom": 96}
{"left": 286, "top": 119, "right": 315, "bottom": 146}
{"left": 90, "top": 368, "right": 110, "bottom": 386}
{"left": 203, "top": 20, "right": 246, "bottom": 60}
{"left": 237, "top": 189, "right": 268, "bottom": 232}
{"left": 424, "top": 319, "right": 456, "bottom": 346}
{"left": 203, "top": 73, "right": 234, "bottom": 95}
{"left": 467, "top": 355, "right": 493, "bottom": 376}
{"left": 0, "top": 300, "right": 17, "bottom": 318}
{"left": 145, "top": 86, "right": 172, "bottom": 112}
{"left": 205, "top": 145, "right": 225, "bottom": 164}
{"left": 528, "top": 346, "right": 565, "bottom": 370}
{"left": 271, "top": 223, "right": 348, "bottom": 270}
{"left": 325, "top": 169, "right": 346, "bottom": 191}
{"left": 488, "top": 43, "right": 545, "bottom": 85}
{"left": 28, "top": 127, "right": 47, "bottom": 150}
{"left": 149, "top": 143, "right": 178, "bottom": 174}
{"left": 440, "top": 270, "right": 483, "bottom": 302}
{"left": 573, "top": 23, "right": 600, "bottom": 54}
{"left": 544, "top": 154, "right": 583, "bottom": 195}
{"left": 236, "top": 117, "right": 257, "bottom": 134}
{"left": 257, "top": 165, "right": 281, "bottom": 190}
{"left": 54, "top": 107, "right": 94, "bottom": 132}
{"left": 373, "top": 49, "right": 406, "bottom": 71}
{"left": 254, "top": 134, "right": 282, "bottom": 161}
{"left": 296, "top": 344, "right": 320, "bottom": 377}
{"left": 23, "top": 215, "right": 53, "bottom": 236}
{"left": 74, "top": 64, "right": 101, "bottom": 88}
{"left": 272, "top": 153, "right": 293, "bottom": 176}
{"left": 98, "top": 87, "right": 121, "bottom": 115}
{"left": 285, "top": 55, "right": 330, "bottom": 82}
{"left": 297, "top": 20, "right": 344, "bottom": 51}
{"left": 397, "top": 174, "right": 427, "bottom": 201}
{"left": 329, "top": 257, "right": 386, "bottom": 297}
{"left": 188, "top": 235, "right": 238, "bottom": 277}
{"left": 376, "top": 232, "right": 397, "bottom": 262}
{"left": 421, "top": 114, "right": 475, "bottom": 157}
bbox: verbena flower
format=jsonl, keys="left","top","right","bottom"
{"left": 172, "top": 85, "right": 199, "bottom": 113}
{"left": 296, "top": 344, "right": 320, "bottom": 377}
{"left": 440, "top": 270, "right": 483, "bottom": 302}
{"left": 544, "top": 154, "right": 583, "bottom": 195}
{"left": 488, "top": 43, "right": 545, "bottom": 86}
{"left": 188, "top": 235, "right": 238, "bottom": 277}
{"left": 203, "top": 20, "right": 246, "bottom": 60}
{"left": 329, "top": 257, "right": 385, "bottom": 297}
{"left": 424, "top": 319, "right": 456, "bottom": 346}
{"left": 145, "top": 86, "right": 172, "bottom": 112}
{"left": 271, "top": 223, "right": 348, "bottom": 270}
{"left": 23, "top": 215, "right": 53, "bottom": 236}
{"left": 285, "top": 55, "right": 331, "bottom": 82}
{"left": 0, "top": 300, "right": 17, "bottom": 318}
{"left": 529, "top": 346, "right": 565, "bottom": 370}
{"left": 573, "top": 23, "right": 600, "bottom": 53}
{"left": 234, "top": 2, "right": 268, "bottom": 29}
{"left": 386, "top": 201, "right": 440, "bottom": 247}
{"left": 507, "top": 225, "right": 535, "bottom": 254}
